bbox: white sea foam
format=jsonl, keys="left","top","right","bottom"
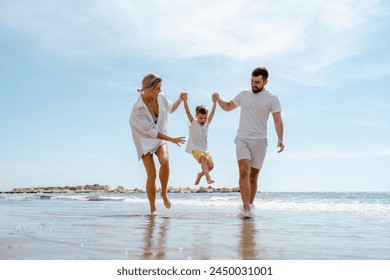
{"left": 126, "top": 195, "right": 390, "bottom": 214}
{"left": 1, "top": 192, "right": 389, "bottom": 214}
{"left": 123, "top": 196, "right": 390, "bottom": 214}
{"left": 254, "top": 201, "right": 390, "bottom": 214}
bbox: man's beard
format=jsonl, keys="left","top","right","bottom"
{"left": 252, "top": 86, "right": 263, "bottom": 93}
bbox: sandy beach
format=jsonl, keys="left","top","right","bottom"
{"left": 1, "top": 192, "right": 390, "bottom": 260}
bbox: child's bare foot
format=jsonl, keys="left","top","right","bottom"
{"left": 194, "top": 173, "right": 202, "bottom": 185}
{"left": 207, "top": 178, "right": 215, "bottom": 185}
{"left": 161, "top": 194, "right": 171, "bottom": 209}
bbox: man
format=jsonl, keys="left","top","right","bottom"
{"left": 213, "top": 67, "right": 284, "bottom": 218}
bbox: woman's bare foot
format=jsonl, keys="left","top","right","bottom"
{"left": 150, "top": 205, "right": 157, "bottom": 215}
{"left": 194, "top": 173, "right": 202, "bottom": 185}
{"left": 161, "top": 194, "right": 171, "bottom": 209}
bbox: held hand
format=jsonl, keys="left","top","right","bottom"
{"left": 277, "top": 140, "right": 285, "bottom": 153}
{"left": 212, "top": 92, "right": 219, "bottom": 102}
{"left": 180, "top": 92, "right": 188, "bottom": 101}
{"left": 171, "top": 136, "right": 186, "bottom": 147}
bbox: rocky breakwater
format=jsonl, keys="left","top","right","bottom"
{"left": 8, "top": 184, "right": 145, "bottom": 194}
{"left": 5, "top": 184, "right": 239, "bottom": 194}
{"left": 167, "top": 186, "right": 239, "bottom": 193}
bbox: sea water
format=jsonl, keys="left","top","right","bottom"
{"left": 0, "top": 192, "right": 389, "bottom": 259}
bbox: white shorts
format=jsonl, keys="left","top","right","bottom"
{"left": 235, "top": 137, "right": 268, "bottom": 169}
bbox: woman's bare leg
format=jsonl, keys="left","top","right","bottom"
{"left": 141, "top": 153, "right": 157, "bottom": 214}
{"left": 155, "top": 144, "right": 171, "bottom": 209}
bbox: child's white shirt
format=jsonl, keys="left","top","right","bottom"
{"left": 185, "top": 120, "right": 209, "bottom": 153}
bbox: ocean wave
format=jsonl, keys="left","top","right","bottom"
{"left": 55, "top": 195, "right": 128, "bottom": 202}
{"left": 3, "top": 194, "right": 130, "bottom": 202}
{"left": 1, "top": 193, "right": 389, "bottom": 214}
{"left": 254, "top": 201, "right": 390, "bottom": 214}
{"left": 128, "top": 196, "right": 390, "bottom": 214}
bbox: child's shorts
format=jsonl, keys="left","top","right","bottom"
{"left": 191, "top": 150, "right": 214, "bottom": 164}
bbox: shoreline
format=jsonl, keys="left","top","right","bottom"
{"left": 0, "top": 184, "right": 240, "bottom": 194}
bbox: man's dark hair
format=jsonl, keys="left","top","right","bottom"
{"left": 195, "top": 105, "right": 208, "bottom": 115}
{"left": 252, "top": 67, "right": 269, "bottom": 80}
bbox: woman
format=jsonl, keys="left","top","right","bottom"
{"left": 130, "top": 73, "right": 186, "bottom": 215}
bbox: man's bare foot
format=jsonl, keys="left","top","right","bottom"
{"left": 242, "top": 210, "right": 252, "bottom": 219}
{"left": 194, "top": 173, "right": 202, "bottom": 185}
{"left": 161, "top": 194, "right": 171, "bottom": 209}
{"left": 150, "top": 211, "right": 157, "bottom": 216}
{"left": 207, "top": 178, "right": 215, "bottom": 184}
{"left": 241, "top": 204, "right": 252, "bottom": 219}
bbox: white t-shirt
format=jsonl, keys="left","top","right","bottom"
{"left": 233, "top": 89, "right": 281, "bottom": 139}
{"left": 185, "top": 120, "right": 209, "bottom": 153}
{"left": 129, "top": 93, "right": 173, "bottom": 160}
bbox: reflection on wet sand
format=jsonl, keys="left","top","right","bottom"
{"left": 142, "top": 216, "right": 169, "bottom": 259}
{"left": 239, "top": 219, "right": 262, "bottom": 259}
{"left": 141, "top": 214, "right": 262, "bottom": 260}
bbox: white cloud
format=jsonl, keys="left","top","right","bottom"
{"left": 0, "top": 0, "right": 387, "bottom": 87}
{"left": 1, "top": 1, "right": 384, "bottom": 58}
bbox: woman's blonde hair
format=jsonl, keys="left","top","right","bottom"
{"left": 137, "top": 73, "right": 162, "bottom": 94}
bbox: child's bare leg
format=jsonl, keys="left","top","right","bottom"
{"left": 200, "top": 156, "right": 214, "bottom": 184}
{"left": 195, "top": 171, "right": 204, "bottom": 185}
{"left": 208, "top": 163, "right": 214, "bottom": 184}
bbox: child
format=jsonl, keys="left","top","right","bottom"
{"left": 181, "top": 93, "right": 217, "bottom": 185}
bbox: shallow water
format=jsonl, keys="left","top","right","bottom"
{"left": 1, "top": 192, "right": 389, "bottom": 259}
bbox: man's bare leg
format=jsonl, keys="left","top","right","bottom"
{"left": 238, "top": 159, "right": 251, "bottom": 217}
{"left": 249, "top": 167, "right": 260, "bottom": 204}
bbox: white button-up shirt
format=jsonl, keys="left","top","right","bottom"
{"left": 129, "top": 93, "right": 173, "bottom": 160}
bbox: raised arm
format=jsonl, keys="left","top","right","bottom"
{"left": 183, "top": 98, "right": 194, "bottom": 123}
{"left": 180, "top": 92, "right": 193, "bottom": 122}
{"left": 213, "top": 93, "right": 237, "bottom": 112}
{"left": 208, "top": 96, "right": 217, "bottom": 123}
{"left": 171, "top": 94, "right": 182, "bottom": 113}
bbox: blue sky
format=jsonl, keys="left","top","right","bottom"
{"left": 1, "top": 0, "right": 389, "bottom": 192}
